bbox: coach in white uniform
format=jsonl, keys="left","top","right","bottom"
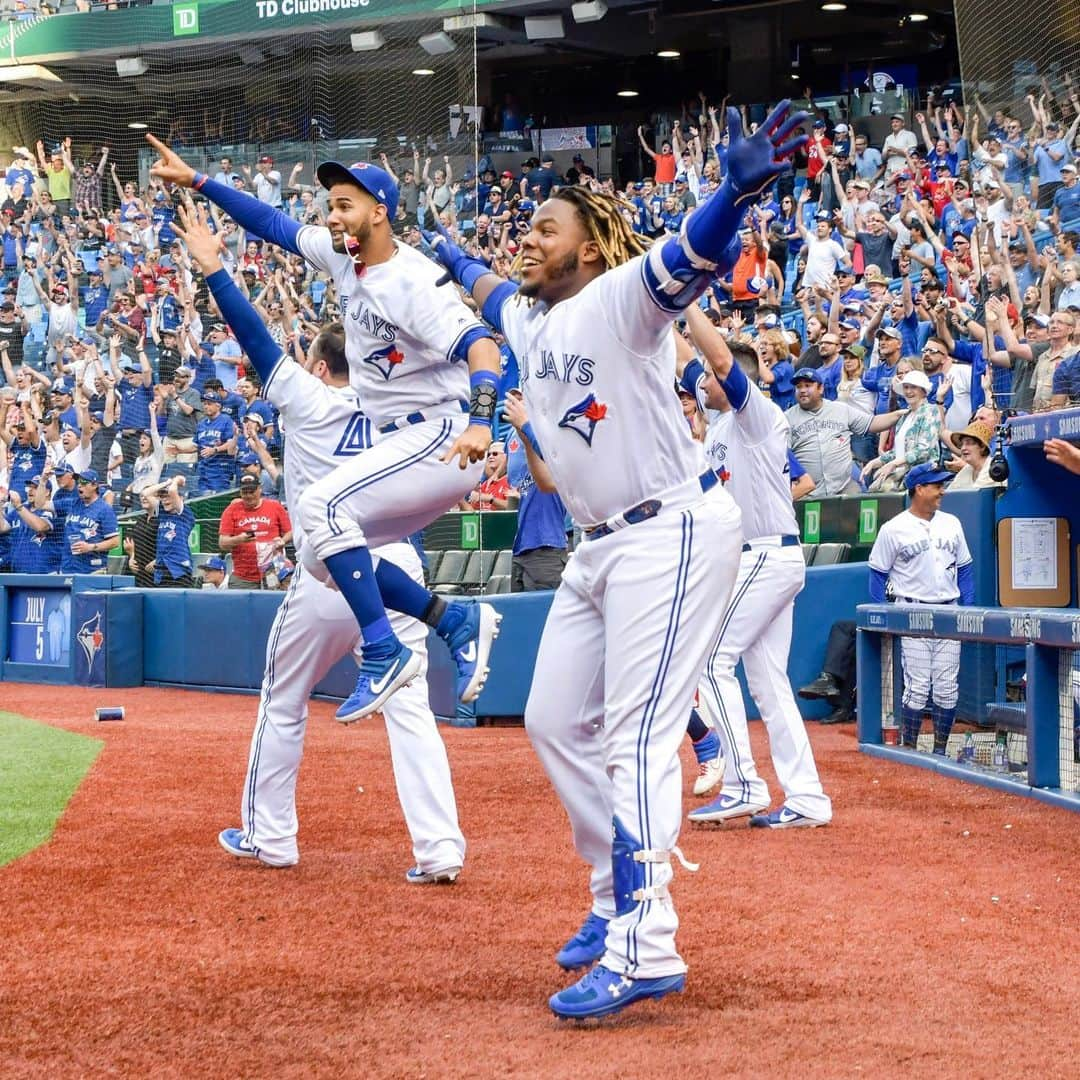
{"left": 430, "top": 102, "right": 808, "bottom": 1019}
{"left": 868, "top": 462, "right": 975, "bottom": 753}
{"left": 680, "top": 306, "right": 832, "bottom": 829}
{"left": 171, "top": 208, "right": 466, "bottom": 880}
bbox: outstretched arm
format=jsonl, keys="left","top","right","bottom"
{"left": 147, "top": 134, "right": 303, "bottom": 257}
{"left": 640, "top": 101, "right": 806, "bottom": 313}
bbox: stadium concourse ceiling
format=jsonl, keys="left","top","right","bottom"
{"left": 0, "top": 0, "right": 956, "bottom": 105}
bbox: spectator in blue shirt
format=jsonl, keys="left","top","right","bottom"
{"left": 194, "top": 391, "right": 236, "bottom": 493}
{"left": 523, "top": 154, "right": 559, "bottom": 201}
{"left": 1034, "top": 122, "right": 1073, "bottom": 209}
{"left": 115, "top": 348, "right": 154, "bottom": 481}
{"left": 80, "top": 268, "right": 110, "bottom": 326}
{"left": 502, "top": 390, "right": 567, "bottom": 591}
{"left": 1, "top": 401, "right": 47, "bottom": 500}
{"left": 61, "top": 469, "right": 118, "bottom": 574}
{"left": 1053, "top": 163, "right": 1080, "bottom": 225}
{"left": 2, "top": 479, "right": 56, "bottom": 573}
{"left": 145, "top": 475, "right": 195, "bottom": 587}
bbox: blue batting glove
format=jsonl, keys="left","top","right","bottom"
{"left": 724, "top": 100, "right": 809, "bottom": 205}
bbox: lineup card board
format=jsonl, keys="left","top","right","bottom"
{"left": 997, "top": 517, "right": 1071, "bottom": 607}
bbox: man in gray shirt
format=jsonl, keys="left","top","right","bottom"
{"left": 785, "top": 368, "right": 901, "bottom": 496}
{"left": 162, "top": 364, "right": 202, "bottom": 473}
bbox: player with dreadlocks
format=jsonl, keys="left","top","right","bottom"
{"left": 427, "top": 102, "right": 806, "bottom": 1021}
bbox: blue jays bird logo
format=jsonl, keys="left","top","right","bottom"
{"left": 558, "top": 393, "right": 608, "bottom": 447}
{"left": 362, "top": 344, "right": 406, "bottom": 381}
{"left": 76, "top": 611, "right": 104, "bottom": 670}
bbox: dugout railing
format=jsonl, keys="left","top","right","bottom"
{"left": 856, "top": 603, "right": 1080, "bottom": 812}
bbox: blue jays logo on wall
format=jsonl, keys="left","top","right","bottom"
{"left": 76, "top": 610, "right": 105, "bottom": 675}
{"left": 362, "top": 344, "right": 406, "bottom": 381}
{"left": 558, "top": 393, "right": 608, "bottom": 447}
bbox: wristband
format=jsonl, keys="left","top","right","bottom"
{"left": 519, "top": 421, "right": 544, "bottom": 460}
{"left": 469, "top": 371, "right": 498, "bottom": 429}
{"left": 192, "top": 172, "right": 208, "bottom": 191}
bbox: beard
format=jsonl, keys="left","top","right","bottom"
{"left": 518, "top": 250, "right": 579, "bottom": 299}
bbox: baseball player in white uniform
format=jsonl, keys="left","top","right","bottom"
{"left": 150, "top": 138, "right": 502, "bottom": 724}
{"left": 171, "top": 208, "right": 465, "bottom": 880}
{"left": 868, "top": 462, "right": 975, "bottom": 753}
{"left": 679, "top": 307, "right": 832, "bottom": 829}
{"left": 428, "top": 103, "right": 807, "bottom": 1019}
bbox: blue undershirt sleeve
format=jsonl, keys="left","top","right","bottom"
{"left": 481, "top": 280, "right": 518, "bottom": 335}
{"left": 869, "top": 567, "right": 889, "bottom": 603}
{"left": 957, "top": 561, "right": 975, "bottom": 605}
{"left": 194, "top": 176, "right": 303, "bottom": 256}
{"left": 204, "top": 268, "right": 283, "bottom": 386}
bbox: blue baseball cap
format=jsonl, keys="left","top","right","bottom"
{"left": 793, "top": 367, "right": 824, "bottom": 384}
{"left": 56, "top": 462, "right": 76, "bottom": 475}
{"left": 201, "top": 390, "right": 220, "bottom": 402}
{"left": 316, "top": 160, "right": 399, "bottom": 219}
{"left": 204, "top": 556, "right": 227, "bottom": 573}
{"left": 77, "top": 469, "right": 100, "bottom": 485}
{"left": 839, "top": 318, "right": 861, "bottom": 330}
{"left": 462, "top": 169, "right": 475, "bottom": 181}
{"left": 518, "top": 199, "right": 535, "bottom": 212}
{"left": 904, "top": 462, "right": 953, "bottom": 490}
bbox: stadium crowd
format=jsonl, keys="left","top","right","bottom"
{"left": 1, "top": 75, "right": 1080, "bottom": 584}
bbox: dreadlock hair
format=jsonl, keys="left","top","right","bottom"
{"left": 511, "top": 186, "right": 649, "bottom": 283}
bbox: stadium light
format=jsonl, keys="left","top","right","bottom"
{"left": 127, "top": 122, "right": 148, "bottom": 130}
{"left": 657, "top": 50, "right": 681, "bottom": 59}
{"left": 821, "top": 2, "right": 847, "bottom": 9}
{"left": 524, "top": 15, "right": 565, "bottom": 40}
{"left": 617, "top": 89, "right": 639, "bottom": 98}
{"left": 350, "top": 31, "right": 385, "bottom": 52}
{"left": 571, "top": 1, "right": 607, "bottom": 24}
{"left": 0, "top": 64, "right": 61, "bottom": 83}
{"left": 115, "top": 58, "right": 148, "bottom": 78}
{"left": 909, "top": 11, "right": 929, "bottom": 20}
{"left": 419, "top": 31, "right": 456, "bottom": 56}
{"left": 412, "top": 69, "right": 436, "bottom": 77}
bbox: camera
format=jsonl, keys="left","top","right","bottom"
{"left": 988, "top": 408, "right": 1015, "bottom": 483}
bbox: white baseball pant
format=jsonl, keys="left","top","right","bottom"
{"left": 525, "top": 488, "right": 741, "bottom": 978}
{"left": 900, "top": 635, "right": 960, "bottom": 710}
{"left": 698, "top": 542, "right": 832, "bottom": 822}
{"left": 239, "top": 543, "right": 465, "bottom": 871}
{"left": 296, "top": 412, "right": 484, "bottom": 581}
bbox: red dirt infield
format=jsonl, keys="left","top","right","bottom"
{"left": 1, "top": 682, "right": 1079, "bottom": 1077}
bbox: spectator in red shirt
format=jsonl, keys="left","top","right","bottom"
{"left": 806, "top": 120, "right": 832, "bottom": 202}
{"left": 462, "top": 442, "right": 516, "bottom": 511}
{"left": 218, "top": 473, "right": 291, "bottom": 588}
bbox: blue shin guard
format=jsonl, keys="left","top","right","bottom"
{"left": 900, "top": 706, "right": 923, "bottom": 749}
{"left": 931, "top": 705, "right": 956, "bottom": 755}
{"left": 612, "top": 816, "right": 646, "bottom": 918}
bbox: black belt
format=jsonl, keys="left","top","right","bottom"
{"left": 741, "top": 534, "right": 800, "bottom": 553}
{"left": 378, "top": 401, "right": 468, "bottom": 434}
{"left": 896, "top": 597, "right": 957, "bottom": 605}
{"left": 584, "top": 470, "right": 718, "bottom": 541}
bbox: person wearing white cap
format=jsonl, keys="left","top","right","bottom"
{"left": 860, "top": 369, "right": 941, "bottom": 490}
{"left": 1052, "top": 162, "right": 1080, "bottom": 225}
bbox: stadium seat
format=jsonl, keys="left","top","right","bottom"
{"left": 812, "top": 543, "right": 850, "bottom": 566}
{"left": 458, "top": 549, "right": 500, "bottom": 592}
{"left": 485, "top": 574, "right": 511, "bottom": 594}
{"left": 425, "top": 549, "right": 443, "bottom": 581}
{"left": 431, "top": 549, "right": 469, "bottom": 593}
{"left": 107, "top": 555, "right": 128, "bottom": 575}
{"left": 801, "top": 543, "right": 818, "bottom": 565}
{"left": 492, "top": 549, "right": 513, "bottom": 578}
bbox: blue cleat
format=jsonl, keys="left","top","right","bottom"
{"left": 335, "top": 644, "right": 420, "bottom": 724}
{"left": 218, "top": 828, "right": 297, "bottom": 868}
{"left": 555, "top": 912, "right": 609, "bottom": 970}
{"left": 748, "top": 805, "right": 829, "bottom": 829}
{"left": 549, "top": 964, "right": 685, "bottom": 1020}
{"left": 688, "top": 793, "right": 768, "bottom": 824}
{"left": 441, "top": 602, "right": 502, "bottom": 703}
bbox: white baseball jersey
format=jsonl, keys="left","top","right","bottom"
{"left": 260, "top": 353, "right": 370, "bottom": 549}
{"left": 498, "top": 258, "right": 713, "bottom": 526}
{"left": 295, "top": 229, "right": 483, "bottom": 427}
{"left": 868, "top": 508, "right": 972, "bottom": 602}
{"left": 702, "top": 381, "right": 798, "bottom": 540}
{"left": 940, "top": 362, "right": 974, "bottom": 431}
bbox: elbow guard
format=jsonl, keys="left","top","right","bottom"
{"left": 642, "top": 228, "right": 742, "bottom": 313}
{"left": 451, "top": 324, "right": 495, "bottom": 364}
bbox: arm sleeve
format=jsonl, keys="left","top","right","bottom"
{"left": 787, "top": 449, "right": 806, "bottom": 480}
{"left": 868, "top": 566, "right": 889, "bottom": 603}
{"left": 195, "top": 176, "right": 302, "bottom": 256}
{"left": 957, "top": 561, "right": 975, "bottom": 605}
{"left": 204, "top": 268, "right": 283, "bottom": 387}
{"left": 481, "top": 280, "right": 520, "bottom": 336}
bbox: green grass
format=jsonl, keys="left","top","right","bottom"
{"left": 0, "top": 712, "right": 102, "bottom": 867}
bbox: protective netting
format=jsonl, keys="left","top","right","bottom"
{"left": 954, "top": 0, "right": 1080, "bottom": 125}
{"left": 1059, "top": 649, "right": 1080, "bottom": 792}
{"left": 0, "top": 6, "right": 480, "bottom": 196}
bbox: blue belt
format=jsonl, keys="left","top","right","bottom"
{"left": 741, "top": 534, "right": 800, "bottom": 553}
{"left": 584, "top": 470, "right": 718, "bottom": 541}
{"left": 378, "top": 400, "right": 468, "bottom": 435}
